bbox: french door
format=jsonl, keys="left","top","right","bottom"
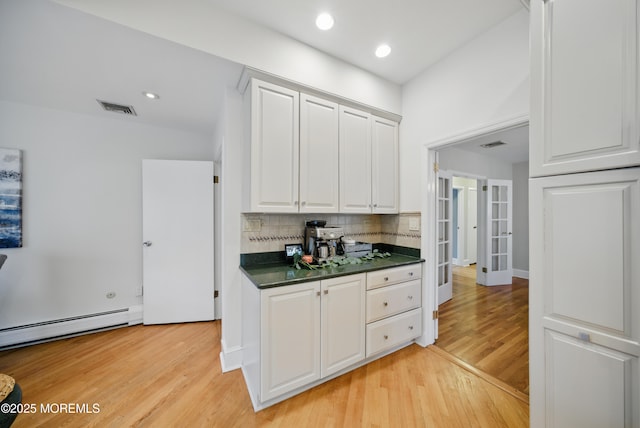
{"left": 480, "top": 179, "right": 513, "bottom": 286}
{"left": 437, "top": 171, "right": 453, "bottom": 304}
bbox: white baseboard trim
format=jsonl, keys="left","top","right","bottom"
{"left": 219, "top": 340, "right": 242, "bottom": 373}
{"left": 513, "top": 269, "right": 529, "bottom": 279}
{"left": 0, "top": 305, "right": 143, "bottom": 350}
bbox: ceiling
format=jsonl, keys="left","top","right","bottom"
{"left": 209, "top": 0, "right": 525, "bottom": 84}
{"left": 1, "top": 0, "right": 528, "bottom": 160}
{"left": 439, "top": 124, "right": 529, "bottom": 164}
{"left": 0, "top": 0, "right": 243, "bottom": 136}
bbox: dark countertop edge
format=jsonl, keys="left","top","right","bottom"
{"left": 240, "top": 255, "right": 425, "bottom": 289}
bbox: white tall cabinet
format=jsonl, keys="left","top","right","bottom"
{"left": 530, "top": 0, "right": 640, "bottom": 426}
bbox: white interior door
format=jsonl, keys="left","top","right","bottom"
{"left": 482, "top": 179, "right": 512, "bottom": 286}
{"left": 142, "top": 159, "right": 214, "bottom": 324}
{"left": 467, "top": 186, "right": 478, "bottom": 264}
{"left": 437, "top": 171, "right": 453, "bottom": 304}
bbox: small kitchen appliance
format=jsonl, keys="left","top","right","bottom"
{"left": 304, "top": 222, "right": 344, "bottom": 261}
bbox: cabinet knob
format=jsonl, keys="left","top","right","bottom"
{"left": 409, "top": 272, "right": 414, "bottom": 277}
{"left": 373, "top": 204, "right": 378, "bottom": 208}
{"left": 294, "top": 200, "right": 298, "bottom": 205}
{"left": 407, "top": 295, "right": 413, "bottom": 300}
{"left": 316, "top": 291, "right": 320, "bottom": 297}
{"left": 383, "top": 301, "right": 388, "bottom": 307}
{"left": 384, "top": 277, "right": 389, "bottom": 281}
{"left": 301, "top": 201, "right": 306, "bottom": 206}
{"left": 324, "top": 290, "right": 328, "bottom": 295}
{"left": 408, "top": 326, "right": 414, "bottom": 330}
{"left": 383, "top": 335, "right": 388, "bottom": 340}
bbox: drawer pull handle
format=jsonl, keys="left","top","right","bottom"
{"left": 384, "top": 277, "right": 389, "bottom": 281}
{"left": 408, "top": 326, "right": 414, "bottom": 330}
{"left": 384, "top": 335, "right": 388, "bottom": 340}
{"left": 407, "top": 295, "right": 413, "bottom": 300}
{"left": 383, "top": 302, "right": 388, "bottom": 307}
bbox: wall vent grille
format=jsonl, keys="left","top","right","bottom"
{"left": 97, "top": 99, "right": 137, "bottom": 116}
{"left": 480, "top": 141, "right": 506, "bottom": 149}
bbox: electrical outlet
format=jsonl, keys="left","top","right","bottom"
{"left": 243, "top": 218, "right": 262, "bottom": 232}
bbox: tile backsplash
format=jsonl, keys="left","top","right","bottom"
{"left": 241, "top": 213, "right": 421, "bottom": 253}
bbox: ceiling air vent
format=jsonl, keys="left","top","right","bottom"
{"left": 97, "top": 100, "right": 137, "bottom": 116}
{"left": 480, "top": 141, "right": 506, "bottom": 149}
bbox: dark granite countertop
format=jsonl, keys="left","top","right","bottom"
{"left": 241, "top": 253, "right": 424, "bottom": 289}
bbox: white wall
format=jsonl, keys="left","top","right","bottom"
{"left": 400, "top": 10, "right": 529, "bottom": 211}
{"left": 0, "top": 101, "right": 214, "bottom": 329}
{"left": 439, "top": 148, "right": 514, "bottom": 180}
{"left": 53, "top": 0, "right": 402, "bottom": 115}
{"left": 512, "top": 161, "right": 529, "bottom": 273}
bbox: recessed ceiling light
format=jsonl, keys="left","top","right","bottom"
{"left": 316, "top": 13, "right": 334, "bottom": 31}
{"left": 375, "top": 44, "right": 391, "bottom": 58}
{"left": 142, "top": 91, "right": 160, "bottom": 100}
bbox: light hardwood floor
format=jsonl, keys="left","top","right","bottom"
{"left": 436, "top": 265, "right": 529, "bottom": 396}
{"left": 0, "top": 321, "right": 528, "bottom": 427}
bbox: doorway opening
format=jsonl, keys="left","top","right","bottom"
{"left": 427, "top": 119, "right": 530, "bottom": 396}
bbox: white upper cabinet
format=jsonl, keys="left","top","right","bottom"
{"left": 371, "top": 116, "right": 399, "bottom": 213}
{"left": 242, "top": 75, "right": 400, "bottom": 213}
{"left": 530, "top": 0, "right": 640, "bottom": 176}
{"left": 299, "top": 94, "right": 340, "bottom": 213}
{"left": 339, "top": 107, "right": 399, "bottom": 213}
{"left": 245, "top": 79, "right": 300, "bottom": 212}
{"left": 339, "top": 106, "right": 372, "bottom": 213}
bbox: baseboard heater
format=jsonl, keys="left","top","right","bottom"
{"left": 0, "top": 306, "right": 143, "bottom": 350}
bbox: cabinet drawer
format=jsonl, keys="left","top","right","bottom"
{"left": 367, "top": 264, "right": 421, "bottom": 290}
{"left": 366, "top": 279, "right": 421, "bottom": 323}
{"left": 366, "top": 308, "right": 422, "bottom": 357}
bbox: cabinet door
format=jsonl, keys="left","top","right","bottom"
{"left": 321, "top": 274, "right": 366, "bottom": 377}
{"left": 339, "top": 106, "right": 372, "bottom": 213}
{"left": 299, "top": 94, "right": 339, "bottom": 213}
{"left": 371, "top": 116, "right": 399, "bottom": 213}
{"left": 261, "top": 281, "right": 321, "bottom": 401}
{"left": 530, "top": 0, "right": 640, "bottom": 177}
{"left": 250, "top": 79, "right": 299, "bottom": 212}
{"left": 529, "top": 168, "right": 640, "bottom": 427}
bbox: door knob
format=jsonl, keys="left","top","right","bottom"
{"left": 143, "top": 241, "right": 153, "bottom": 247}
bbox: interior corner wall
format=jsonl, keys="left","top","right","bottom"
{"left": 219, "top": 88, "right": 244, "bottom": 369}
{"left": 0, "top": 100, "right": 214, "bottom": 329}
{"left": 400, "top": 9, "right": 530, "bottom": 212}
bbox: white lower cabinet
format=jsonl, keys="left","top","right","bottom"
{"left": 260, "top": 281, "right": 321, "bottom": 401}
{"left": 242, "top": 264, "right": 422, "bottom": 410}
{"left": 366, "top": 265, "right": 423, "bottom": 357}
{"left": 321, "top": 274, "right": 366, "bottom": 377}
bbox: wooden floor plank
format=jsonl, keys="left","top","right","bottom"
{"left": 436, "top": 265, "right": 529, "bottom": 395}
{"left": 0, "top": 320, "right": 528, "bottom": 427}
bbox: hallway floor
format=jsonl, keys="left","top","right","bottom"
{"left": 435, "top": 265, "right": 529, "bottom": 395}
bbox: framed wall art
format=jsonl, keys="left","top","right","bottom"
{"left": 0, "top": 148, "right": 22, "bottom": 248}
